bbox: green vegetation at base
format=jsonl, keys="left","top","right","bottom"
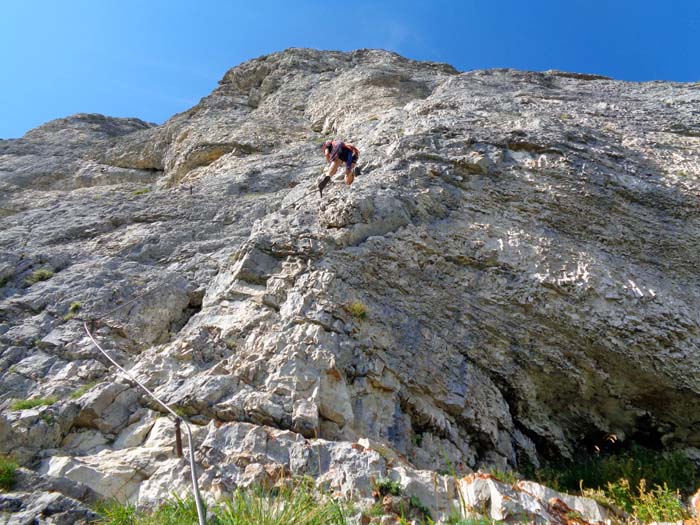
{"left": 24, "top": 268, "right": 54, "bottom": 285}
{"left": 10, "top": 397, "right": 57, "bottom": 410}
{"left": 527, "top": 444, "right": 698, "bottom": 522}
{"left": 529, "top": 445, "right": 697, "bottom": 495}
{"left": 94, "top": 446, "right": 698, "bottom": 525}
{"left": 95, "top": 500, "right": 139, "bottom": 525}
{"left": 0, "top": 455, "right": 18, "bottom": 491}
{"left": 219, "top": 485, "right": 345, "bottom": 525}
{"left": 96, "top": 484, "right": 346, "bottom": 525}
{"left": 584, "top": 479, "right": 687, "bottom": 523}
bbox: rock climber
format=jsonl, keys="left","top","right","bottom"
{"left": 318, "top": 140, "right": 360, "bottom": 196}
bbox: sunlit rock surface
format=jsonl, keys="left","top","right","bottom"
{"left": 1, "top": 48, "right": 699, "bottom": 522}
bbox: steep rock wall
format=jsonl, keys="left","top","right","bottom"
{"left": 1, "top": 48, "right": 699, "bottom": 514}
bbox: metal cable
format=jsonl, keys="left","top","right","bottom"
{"left": 83, "top": 321, "right": 206, "bottom": 525}
{"left": 284, "top": 187, "right": 317, "bottom": 209}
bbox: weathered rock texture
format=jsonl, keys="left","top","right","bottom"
{"left": 1, "top": 48, "right": 699, "bottom": 521}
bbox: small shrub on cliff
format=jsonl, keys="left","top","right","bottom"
{"left": 374, "top": 477, "right": 401, "bottom": 496}
{"left": 0, "top": 455, "right": 18, "bottom": 491}
{"left": 347, "top": 301, "right": 368, "bottom": 320}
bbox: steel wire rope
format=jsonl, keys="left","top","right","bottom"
{"left": 80, "top": 185, "right": 212, "bottom": 524}
{"left": 83, "top": 321, "right": 206, "bottom": 525}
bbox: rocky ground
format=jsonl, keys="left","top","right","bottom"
{"left": 1, "top": 48, "right": 699, "bottom": 523}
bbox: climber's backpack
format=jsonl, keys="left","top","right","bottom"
{"left": 343, "top": 142, "right": 360, "bottom": 159}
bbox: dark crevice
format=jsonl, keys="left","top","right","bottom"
{"left": 170, "top": 289, "right": 204, "bottom": 333}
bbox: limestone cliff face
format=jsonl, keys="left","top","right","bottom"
{"left": 1, "top": 48, "right": 699, "bottom": 516}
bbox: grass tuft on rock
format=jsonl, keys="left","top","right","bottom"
{"left": 70, "top": 381, "right": 99, "bottom": 400}
{"left": 0, "top": 455, "right": 18, "bottom": 491}
{"left": 94, "top": 500, "right": 139, "bottom": 525}
{"left": 347, "top": 301, "right": 368, "bottom": 320}
{"left": 24, "top": 268, "right": 54, "bottom": 285}
{"left": 10, "top": 397, "right": 57, "bottom": 410}
{"left": 63, "top": 301, "right": 82, "bottom": 321}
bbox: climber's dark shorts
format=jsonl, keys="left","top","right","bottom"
{"left": 337, "top": 149, "right": 359, "bottom": 171}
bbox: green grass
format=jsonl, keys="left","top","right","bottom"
{"left": 10, "top": 397, "right": 57, "bottom": 410}
{"left": 631, "top": 481, "right": 687, "bottom": 522}
{"left": 63, "top": 301, "right": 82, "bottom": 321}
{"left": 374, "top": 477, "right": 402, "bottom": 497}
{"left": 365, "top": 502, "right": 385, "bottom": 518}
{"left": 219, "top": 485, "right": 345, "bottom": 525}
{"left": 96, "top": 484, "right": 347, "bottom": 525}
{"left": 347, "top": 301, "right": 368, "bottom": 320}
{"left": 0, "top": 455, "right": 18, "bottom": 491}
{"left": 94, "top": 500, "right": 139, "bottom": 525}
{"left": 582, "top": 479, "right": 688, "bottom": 523}
{"left": 94, "top": 447, "right": 697, "bottom": 525}
{"left": 411, "top": 433, "right": 424, "bottom": 447}
{"left": 450, "top": 519, "right": 495, "bottom": 525}
{"left": 488, "top": 469, "right": 520, "bottom": 485}
{"left": 24, "top": 268, "right": 54, "bottom": 285}
{"left": 409, "top": 495, "right": 432, "bottom": 520}
{"left": 528, "top": 445, "right": 697, "bottom": 522}
{"left": 530, "top": 445, "right": 698, "bottom": 495}
{"left": 132, "top": 188, "right": 151, "bottom": 196}
{"left": 70, "top": 381, "right": 99, "bottom": 400}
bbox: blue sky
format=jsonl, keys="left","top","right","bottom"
{"left": 2, "top": 0, "right": 697, "bottom": 138}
